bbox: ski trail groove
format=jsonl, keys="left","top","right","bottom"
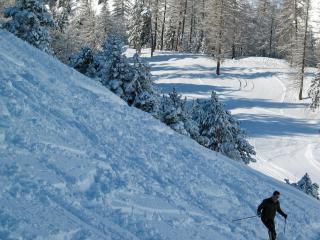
{"left": 305, "top": 143, "right": 320, "bottom": 171}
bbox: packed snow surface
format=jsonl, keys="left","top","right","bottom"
{"left": 1, "top": 31, "right": 320, "bottom": 240}
{"left": 147, "top": 50, "right": 320, "bottom": 185}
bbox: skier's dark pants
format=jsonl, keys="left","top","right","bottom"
{"left": 262, "top": 218, "right": 276, "bottom": 240}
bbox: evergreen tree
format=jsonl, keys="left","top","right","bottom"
{"left": 296, "top": 173, "right": 319, "bottom": 199}
{"left": 130, "top": 54, "right": 159, "bottom": 113}
{"left": 68, "top": 35, "right": 160, "bottom": 114}
{"left": 69, "top": 47, "right": 96, "bottom": 77}
{"left": 156, "top": 89, "right": 199, "bottom": 138}
{"left": 192, "top": 91, "right": 255, "bottom": 164}
{"left": 286, "top": 173, "right": 319, "bottom": 200}
{"left": 98, "top": 35, "right": 130, "bottom": 97}
{"left": 3, "top": 0, "right": 55, "bottom": 54}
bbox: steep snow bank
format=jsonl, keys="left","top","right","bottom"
{"left": 0, "top": 31, "right": 319, "bottom": 240}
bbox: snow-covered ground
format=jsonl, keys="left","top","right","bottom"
{"left": 146, "top": 50, "right": 320, "bottom": 185}
{"left": 1, "top": 31, "right": 320, "bottom": 240}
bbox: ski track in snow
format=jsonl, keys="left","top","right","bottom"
{"left": 272, "top": 74, "right": 287, "bottom": 115}
{"left": 305, "top": 143, "right": 320, "bottom": 172}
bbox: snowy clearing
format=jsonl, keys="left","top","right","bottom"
{"left": 145, "top": 50, "right": 320, "bottom": 184}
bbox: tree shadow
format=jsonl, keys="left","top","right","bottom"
{"left": 233, "top": 113, "right": 319, "bottom": 137}
{"left": 182, "top": 95, "right": 317, "bottom": 138}
{"left": 150, "top": 53, "right": 320, "bottom": 138}
{"left": 147, "top": 52, "right": 202, "bottom": 63}
{"left": 222, "top": 96, "right": 308, "bottom": 110}
{"left": 152, "top": 64, "right": 275, "bottom": 80}
{"left": 156, "top": 83, "right": 232, "bottom": 95}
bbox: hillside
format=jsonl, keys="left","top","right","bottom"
{"left": 0, "top": 31, "right": 320, "bottom": 240}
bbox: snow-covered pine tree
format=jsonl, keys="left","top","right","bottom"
{"left": 3, "top": 0, "right": 55, "bottom": 54}
{"left": 157, "top": 89, "right": 186, "bottom": 134}
{"left": 286, "top": 173, "right": 319, "bottom": 200}
{"left": 98, "top": 35, "right": 130, "bottom": 98}
{"left": 69, "top": 47, "right": 96, "bottom": 77}
{"left": 308, "top": 66, "right": 320, "bottom": 109}
{"left": 156, "top": 89, "right": 199, "bottom": 138}
{"left": 129, "top": 54, "right": 159, "bottom": 113}
{"left": 297, "top": 173, "right": 319, "bottom": 199}
{"left": 192, "top": 91, "right": 255, "bottom": 164}
{"left": 68, "top": 34, "right": 160, "bottom": 114}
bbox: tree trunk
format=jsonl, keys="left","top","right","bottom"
{"left": 148, "top": 0, "right": 154, "bottom": 57}
{"left": 216, "top": 0, "right": 224, "bottom": 75}
{"left": 151, "top": 0, "right": 159, "bottom": 56}
{"left": 269, "top": 7, "right": 274, "bottom": 57}
{"left": 231, "top": 0, "right": 237, "bottom": 59}
{"left": 189, "top": 0, "right": 195, "bottom": 47}
{"left": 232, "top": 44, "right": 236, "bottom": 59}
{"left": 299, "top": 0, "right": 310, "bottom": 100}
{"left": 175, "top": 21, "right": 181, "bottom": 51}
{"left": 180, "top": 0, "right": 188, "bottom": 50}
{"left": 216, "top": 57, "right": 221, "bottom": 75}
{"left": 160, "top": 0, "right": 167, "bottom": 50}
{"left": 197, "top": 0, "right": 205, "bottom": 52}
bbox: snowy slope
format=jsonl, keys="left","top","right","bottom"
{"left": 148, "top": 50, "right": 320, "bottom": 185}
{"left": 0, "top": 31, "right": 320, "bottom": 240}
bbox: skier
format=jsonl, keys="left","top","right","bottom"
{"left": 257, "top": 191, "right": 287, "bottom": 240}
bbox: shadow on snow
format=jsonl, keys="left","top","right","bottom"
{"left": 234, "top": 113, "right": 319, "bottom": 137}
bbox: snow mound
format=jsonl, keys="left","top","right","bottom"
{"left": 0, "top": 30, "right": 320, "bottom": 240}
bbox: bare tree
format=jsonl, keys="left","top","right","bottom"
{"left": 298, "top": 0, "right": 311, "bottom": 100}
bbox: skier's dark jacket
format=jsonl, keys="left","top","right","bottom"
{"left": 257, "top": 197, "right": 286, "bottom": 220}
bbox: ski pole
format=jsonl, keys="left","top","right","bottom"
{"left": 284, "top": 219, "right": 287, "bottom": 235}
{"left": 232, "top": 215, "right": 258, "bottom": 222}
